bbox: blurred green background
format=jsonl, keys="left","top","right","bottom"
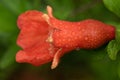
{"left": 0, "top": 0, "right": 120, "bottom": 80}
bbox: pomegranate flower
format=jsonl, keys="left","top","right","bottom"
{"left": 16, "top": 8, "right": 72, "bottom": 69}
{"left": 16, "top": 6, "right": 115, "bottom": 69}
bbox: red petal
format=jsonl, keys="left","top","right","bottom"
{"left": 17, "top": 10, "right": 49, "bottom": 49}
{"left": 16, "top": 43, "right": 54, "bottom": 66}
{"left": 16, "top": 10, "right": 54, "bottom": 66}
{"left": 16, "top": 44, "right": 72, "bottom": 67}
{"left": 17, "top": 10, "right": 46, "bottom": 29}
{"left": 17, "top": 25, "right": 48, "bottom": 49}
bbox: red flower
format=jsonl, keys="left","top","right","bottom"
{"left": 16, "top": 6, "right": 115, "bottom": 69}
{"left": 16, "top": 9, "right": 72, "bottom": 69}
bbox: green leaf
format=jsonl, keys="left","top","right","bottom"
{"left": 107, "top": 28, "right": 120, "bottom": 60}
{"left": 107, "top": 40, "right": 119, "bottom": 60}
{"left": 103, "top": 0, "right": 120, "bottom": 17}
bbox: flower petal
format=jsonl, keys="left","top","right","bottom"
{"left": 16, "top": 43, "right": 54, "bottom": 66}
{"left": 16, "top": 41, "right": 72, "bottom": 66}
{"left": 17, "top": 10, "right": 49, "bottom": 49}
{"left": 17, "top": 10, "right": 46, "bottom": 29}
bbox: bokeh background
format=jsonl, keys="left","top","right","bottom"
{"left": 0, "top": 0, "right": 120, "bottom": 80}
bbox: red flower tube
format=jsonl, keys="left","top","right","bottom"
{"left": 16, "top": 6, "right": 115, "bottom": 69}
